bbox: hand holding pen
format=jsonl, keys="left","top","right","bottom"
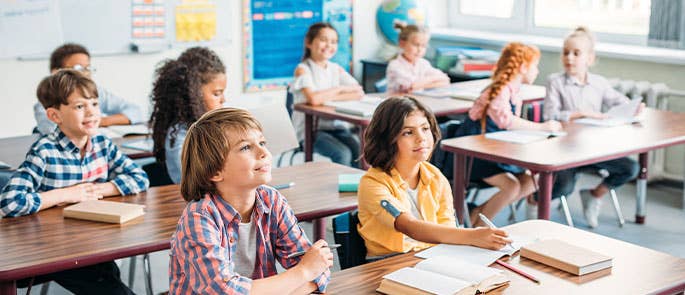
{"left": 292, "top": 240, "right": 335, "bottom": 281}
{"left": 474, "top": 213, "right": 513, "bottom": 251}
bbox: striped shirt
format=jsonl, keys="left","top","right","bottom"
{"left": 169, "top": 186, "right": 330, "bottom": 295}
{"left": 0, "top": 129, "right": 149, "bottom": 217}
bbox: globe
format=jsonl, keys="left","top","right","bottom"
{"left": 376, "top": 0, "right": 427, "bottom": 45}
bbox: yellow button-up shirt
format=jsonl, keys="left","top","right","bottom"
{"left": 357, "top": 161, "right": 456, "bottom": 257}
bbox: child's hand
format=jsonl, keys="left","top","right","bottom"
{"left": 297, "top": 240, "right": 333, "bottom": 281}
{"left": 582, "top": 111, "right": 608, "bottom": 120}
{"left": 543, "top": 120, "right": 563, "bottom": 132}
{"left": 59, "top": 183, "right": 104, "bottom": 204}
{"left": 469, "top": 227, "right": 512, "bottom": 251}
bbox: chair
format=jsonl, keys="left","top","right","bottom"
{"left": 277, "top": 89, "right": 303, "bottom": 167}
{"left": 142, "top": 161, "right": 173, "bottom": 187}
{"left": 460, "top": 180, "right": 523, "bottom": 228}
{"left": 373, "top": 78, "right": 387, "bottom": 93}
{"left": 332, "top": 210, "right": 367, "bottom": 269}
{"left": 557, "top": 168, "right": 626, "bottom": 228}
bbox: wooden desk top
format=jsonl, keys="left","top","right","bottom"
{"left": 327, "top": 220, "right": 685, "bottom": 295}
{"left": 0, "top": 134, "right": 152, "bottom": 169}
{"left": 0, "top": 162, "right": 362, "bottom": 281}
{"left": 441, "top": 108, "right": 685, "bottom": 172}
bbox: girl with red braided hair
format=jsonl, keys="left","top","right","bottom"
{"left": 457, "top": 42, "right": 562, "bottom": 227}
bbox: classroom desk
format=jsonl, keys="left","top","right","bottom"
{"left": 0, "top": 134, "right": 152, "bottom": 169}
{"left": 294, "top": 79, "right": 546, "bottom": 165}
{"left": 0, "top": 162, "right": 361, "bottom": 295}
{"left": 327, "top": 219, "right": 685, "bottom": 294}
{"left": 441, "top": 108, "right": 685, "bottom": 224}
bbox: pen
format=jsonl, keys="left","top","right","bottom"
{"left": 273, "top": 182, "right": 296, "bottom": 190}
{"left": 478, "top": 213, "right": 515, "bottom": 251}
{"left": 495, "top": 259, "right": 540, "bottom": 285}
{"left": 286, "top": 244, "right": 342, "bottom": 259}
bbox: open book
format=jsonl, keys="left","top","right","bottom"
{"left": 413, "top": 86, "right": 482, "bottom": 101}
{"left": 324, "top": 96, "right": 382, "bottom": 117}
{"left": 98, "top": 124, "right": 151, "bottom": 138}
{"left": 485, "top": 130, "right": 567, "bottom": 144}
{"left": 575, "top": 98, "right": 642, "bottom": 127}
{"left": 121, "top": 138, "right": 153, "bottom": 152}
{"left": 377, "top": 256, "right": 509, "bottom": 295}
{"left": 415, "top": 234, "right": 534, "bottom": 266}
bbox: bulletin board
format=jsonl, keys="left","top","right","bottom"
{"left": 242, "top": 0, "right": 353, "bottom": 92}
{"left": 0, "top": 0, "right": 231, "bottom": 59}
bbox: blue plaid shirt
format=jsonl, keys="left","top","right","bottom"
{"left": 0, "top": 129, "right": 149, "bottom": 217}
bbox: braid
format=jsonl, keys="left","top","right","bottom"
{"left": 479, "top": 43, "right": 540, "bottom": 132}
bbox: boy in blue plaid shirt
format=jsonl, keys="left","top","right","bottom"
{"left": 0, "top": 70, "right": 148, "bottom": 294}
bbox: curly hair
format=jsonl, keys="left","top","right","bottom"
{"left": 480, "top": 42, "right": 540, "bottom": 132}
{"left": 149, "top": 47, "right": 226, "bottom": 164}
{"left": 50, "top": 43, "right": 89, "bottom": 71}
{"left": 364, "top": 96, "right": 440, "bottom": 174}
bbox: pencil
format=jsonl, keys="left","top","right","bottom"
{"left": 495, "top": 259, "right": 540, "bottom": 284}
{"left": 286, "top": 244, "right": 341, "bottom": 259}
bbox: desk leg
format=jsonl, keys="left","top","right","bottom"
{"left": 453, "top": 154, "right": 467, "bottom": 226}
{"left": 359, "top": 126, "right": 369, "bottom": 169}
{"left": 636, "top": 152, "right": 648, "bottom": 224}
{"left": 0, "top": 281, "right": 16, "bottom": 295}
{"left": 313, "top": 218, "right": 325, "bottom": 241}
{"left": 304, "top": 114, "right": 313, "bottom": 162}
{"left": 537, "top": 172, "right": 553, "bottom": 220}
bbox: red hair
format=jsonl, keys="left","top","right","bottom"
{"left": 480, "top": 42, "right": 540, "bottom": 132}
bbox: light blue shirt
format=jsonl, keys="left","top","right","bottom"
{"left": 165, "top": 125, "right": 186, "bottom": 184}
{"left": 34, "top": 86, "right": 145, "bottom": 135}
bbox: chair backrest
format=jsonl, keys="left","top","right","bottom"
{"left": 285, "top": 86, "right": 295, "bottom": 119}
{"left": 332, "top": 210, "right": 367, "bottom": 269}
{"left": 142, "top": 161, "right": 174, "bottom": 187}
{"left": 430, "top": 119, "right": 463, "bottom": 179}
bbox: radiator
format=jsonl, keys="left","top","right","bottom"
{"left": 609, "top": 78, "right": 685, "bottom": 182}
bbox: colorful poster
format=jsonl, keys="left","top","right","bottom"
{"left": 242, "top": 0, "right": 353, "bottom": 92}
{"left": 175, "top": 0, "right": 216, "bottom": 42}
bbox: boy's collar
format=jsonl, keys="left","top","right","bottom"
{"left": 564, "top": 72, "right": 598, "bottom": 86}
{"left": 52, "top": 129, "right": 93, "bottom": 153}
{"left": 212, "top": 187, "right": 270, "bottom": 221}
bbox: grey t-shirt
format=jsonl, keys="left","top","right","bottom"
{"left": 233, "top": 219, "right": 257, "bottom": 277}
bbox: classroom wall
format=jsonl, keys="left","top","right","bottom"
{"left": 0, "top": 1, "right": 446, "bottom": 139}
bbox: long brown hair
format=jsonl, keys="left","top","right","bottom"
{"left": 302, "top": 22, "right": 337, "bottom": 61}
{"left": 480, "top": 42, "right": 540, "bottom": 132}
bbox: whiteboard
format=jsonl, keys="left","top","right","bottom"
{"left": 0, "top": 0, "right": 231, "bottom": 59}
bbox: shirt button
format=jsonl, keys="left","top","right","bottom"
{"left": 229, "top": 237, "right": 235, "bottom": 243}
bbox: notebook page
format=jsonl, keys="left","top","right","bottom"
{"left": 416, "top": 235, "right": 534, "bottom": 265}
{"left": 606, "top": 98, "right": 641, "bottom": 119}
{"left": 415, "top": 256, "right": 503, "bottom": 284}
{"left": 383, "top": 267, "right": 472, "bottom": 295}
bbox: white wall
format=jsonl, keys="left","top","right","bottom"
{"left": 0, "top": 1, "right": 447, "bottom": 139}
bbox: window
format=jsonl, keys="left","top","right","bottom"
{"left": 449, "top": 0, "right": 652, "bottom": 45}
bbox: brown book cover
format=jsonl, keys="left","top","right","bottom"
{"left": 63, "top": 200, "right": 145, "bottom": 224}
{"left": 520, "top": 239, "right": 612, "bottom": 276}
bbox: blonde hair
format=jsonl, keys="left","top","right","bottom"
{"left": 480, "top": 42, "right": 540, "bottom": 132}
{"left": 565, "top": 26, "right": 596, "bottom": 53}
{"left": 394, "top": 22, "right": 428, "bottom": 42}
{"left": 180, "top": 107, "right": 263, "bottom": 202}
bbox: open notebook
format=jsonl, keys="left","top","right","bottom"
{"left": 415, "top": 234, "right": 535, "bottom": 266}
{"left": 413, "top": 86, "right": 482, "bottom": 101}
{"left": 324, "top": 96, "right": 382, "bottom": 117}
{"left": 377, "top": 256, "right": 509, "bottom": 295}
{"left": 485, "top": 130, "right": 567, "bottom": 144}
{"left": 575, "top": 98, "right": 642, "bottom": 127}
{"left": 98, "top": 124, "right": 151, "bottom": 138}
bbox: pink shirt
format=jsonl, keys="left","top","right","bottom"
{"left": 386, "top": 54, "right": 448, "bottom": 93}
{"left": 468, "top": 82, "right": 522, "bottom": 129}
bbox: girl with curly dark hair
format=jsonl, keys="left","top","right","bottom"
{"left": 149, "top": 47, "right": 226, "bottom": 183}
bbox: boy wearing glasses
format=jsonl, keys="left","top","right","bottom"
{"left": 33, "top": 43, "right": 145, "bottom": 135}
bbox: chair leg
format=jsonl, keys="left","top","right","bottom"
{"left": 508, "top": 203, "right": 517, "bottom": 224}
{"left": 559, "top": 195, "right": 574, "bottom": 227}
{"left": 40, "top": 282, "right": 50, "bottom": 295}
{"left": 128, "top": 256, "right": 137, "bottom": 288}
{"left": 462, "top": 198, "right": 472, "bottom": 228}
{"left": 143, "top": 254, "right": 153, "bottom": 295}
{"left": 609, "top": 189, "right": 626, "bottom": 227}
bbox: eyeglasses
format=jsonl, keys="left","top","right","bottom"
{"left": 70, "top": 64, "right": 96, "bottom": 74}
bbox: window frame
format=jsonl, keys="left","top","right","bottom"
{"left": 447, "top": 0, "right": 650, "bottom": 46}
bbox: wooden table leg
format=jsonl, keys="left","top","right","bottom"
{"left": 313, "top": 218, "right": 326, "bottom": 241}
{"left": 453, "top": 154, "right": 467, "bottom": 226}
{"left": 636, "top": 152, "right": 648, "bottom": 224}
{"left": 537, "top": 172, "right": 553, "bottom": 220}
{"left": 0, "top": 281, "right": 16, "bottom": 295}
{"left": 304, "top": 114, "right": 313, "bottom": 162}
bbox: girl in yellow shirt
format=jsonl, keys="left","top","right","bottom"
{"left": 358, "top": 96, "right": 511, "bottom": 257}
